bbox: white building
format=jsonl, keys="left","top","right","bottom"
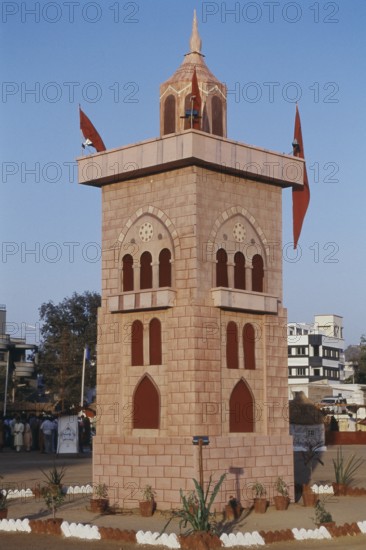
{"left": 288, "top": 314, "right": 345, "bottom": 394}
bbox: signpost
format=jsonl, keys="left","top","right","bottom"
{"left": 192, "top": 435, "right": 209, "bottom": 489}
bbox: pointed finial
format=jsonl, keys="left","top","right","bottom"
{"left": 189, "top": 9, "right": 202, "bottom": 53}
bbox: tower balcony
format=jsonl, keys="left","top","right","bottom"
{"left": 108, "top": 288, "right": 176, "bottom": 313}
{"left": 211, "top": 287, "right": 279, "bottom": 314}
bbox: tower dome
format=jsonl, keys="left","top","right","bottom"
{"left": 160, "top": 10, "right": 227, "bottom": 137}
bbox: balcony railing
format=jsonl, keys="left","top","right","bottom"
{"left": 211, "top": 287, "right": 279, "bottom": 314}
{"left": 108, "top": 288, "right": 176, "bottom": 313}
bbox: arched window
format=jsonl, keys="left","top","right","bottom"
{"left": 216, "top": 248, "right": 228, "bottom": 287}
{"left": 140, "top": 251, "right": 152, "bottom": 289}
{"left": 243, "top": 323, "right": 256, "bottom": 370}
{"left": 229, "top": 380, "right": 254, "bottom": 433}
{"left": 163, "top": 94, "right": 176, "bottom": 135}
{"left": 122, "top": 254, "right": 134, "bottom": 292}
{"left": 131, "top": 320, "right": 144, "bottom": 366}
{"left": 133, "top": 375, "right": 160, "bottom": 429}
{"left": 234, "top": 252, "right": 246, "bottom": 290}
{"left": 212, "top": 96, "right": 223, "bottom": 137}
{"left": 159, "top": 248, "right": 171, "bottom": 287}
{"left": 202, "top": 104, "right": 210, "bottom": 133}
{"left": 226, "top": 322, "right": 239, "bottom": 369}
{"left": 149, "top": 318, "right": 162, "bottom": 365}
{"left": 184, "top": 94, "right": 197, "bottom": 130}
{"left": 252, "top": 254, "right": 264, "bottom": 293}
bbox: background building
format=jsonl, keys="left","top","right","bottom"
{"left": 288, "top": 314, "right": 345, "bottom": 392}
{"left": 0, "top": 304, "right": 38, "bottom": 411}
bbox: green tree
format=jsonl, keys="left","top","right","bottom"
{"left": 345, "top": 336, "right": 366, "bottom": 384}
{"left": 38, "top": 291, "right": 101, "bottom": 410}
{"left": 355, "top": 335, "right": 366, "bottom": 383}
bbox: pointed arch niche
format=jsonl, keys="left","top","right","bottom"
{"left": 229, "top": 379, "right": 255, "bottom": 433}
{"left": 133, "top": 375, "right": 160, "bottom": 430}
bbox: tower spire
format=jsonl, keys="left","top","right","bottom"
{"left": 189, "top": 9, "right": 202, "bottom": 54}
{"left": 160, "top": 10, "right": 227, "bottom": 137}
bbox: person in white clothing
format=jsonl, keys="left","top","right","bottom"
{"left": 13, "top": 416, "right": 24, "bottom": 452}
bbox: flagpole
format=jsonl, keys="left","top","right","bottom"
{"left": 80, "top": 346, "right": 87, "bottom": 408}
{"left": 3, "top": 347, "right": 11, "bottom": 416}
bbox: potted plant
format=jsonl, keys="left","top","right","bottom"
{"left": 89, "top": 482, "right": 109, "bottom": 513}
{"left": 301, "top": 441, "right": 323, "bottom": 507}
{"left": 312, "top": 500, "right": 335, "bottom": 528}
{"left": 225, "top": 495, "right": 242, "bottom": 521}
{"left": 41, "top": 464, "right": 66, "bottom": 492}
{"left": 332, "top": 447, "right": 365, "bottom": 496}
{"left": 163, "top": 473, "right": 226, "bottom": 545}
{"left": 139, "top": 484, "right": 156, "bottom": 517}
{"left": 40, "top": 465, "right": 66, "bottom": 533}
{"left": 273, "top": 477, "right": 290, "bottom": 511}
{"left": 252, "top": 481, "right": 267, "bottom": 513}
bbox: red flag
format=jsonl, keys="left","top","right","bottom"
{"left": 292, "top": 104, "right": 310, "bottom": 249}
{"left": 191, "top": 67, "right": 201, "bottom": 130}
{"left": 79, "top": 106, "right": 106, "bottom": 152}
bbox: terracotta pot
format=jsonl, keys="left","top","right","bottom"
{"left": 89, "top": 498, "right": 109, "bottom": 513}
{"left": 302, "top": 485, "right": 318, "bottom": 507}
{"left": 254, "top": 498, "right": 267, "bottom": 513}
{"left": 179, "top": 531, "right": 222, "bottom": 549}
{"left": 33, "top": 485, "right": 42, "bottom": 499}
{"left": 46, "top": 518, "right": 63, "bottom": 535}
{"left": 332, "top": 482, "right": 347, "bottom": 496}
{"left": 139, "top": 499, "right": 155, "bottom": 517}
{"left": 274, "top": 495, "right": 290, "bottom": 511}
{"left": 225, "top": 503, "right": 241, "bottom": 520}
{"left": 0, "top": 508, "right": 8, "bottom": 519}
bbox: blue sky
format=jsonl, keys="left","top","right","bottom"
{"left": 1, "top": 0, "right": 365, "bottom": 346}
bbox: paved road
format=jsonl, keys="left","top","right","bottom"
{"left": 2, "top": 445, "right": 366, "bottom": 548}
{"left": 0, "top": 532, "right": 152, "bottom": 549}
{"left": 0, "top": 532, "right": 365, "bottom": 549}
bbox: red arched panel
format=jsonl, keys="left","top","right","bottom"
{"left": 164, "top": 94, "right": 176, "bottom": 135}
{"left": 216, "top": 248, "right": 228, "bottom": 287}
{"left": 229, "top": 380, "right": 254, "bottom": 433}
{"left": 234, "top": 252, "right": 246, "bottom": 290}
{"left": 133, "top": 376, "right": 160, "bottom": 429}
{"left": 159, "top": 248, "right": 171, "bottom": 287}
{"left": 140, "top": 251, "right": 152, "bottom": 289}
{"left": 226, "top": 321, "right": 239, "bottom": 369}
{"left": 243, "top": 323, "right": 256, "bottom": 370}
{"left": 131, "top": 320, "right": 143, "bottom": 366}
{"left": 252, "top": 254, "right": 264, "bottom": 292}
{"left": 212, "top": 95, "right": 223, "bottom": 137}
{"left": 149, "top": 318, "right": 162, "bottom": 365}
{"left": 184, "top": 94, "right": 193, "bottom": 130}
{"left": 122, "top": 254, "right": 134, "bottom": 292}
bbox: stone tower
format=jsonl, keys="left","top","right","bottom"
{"left": 78, "top": 13, "right": 303, "bottom": 509}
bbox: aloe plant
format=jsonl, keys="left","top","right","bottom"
{"left": 165, "top": 474, "right": 226, "bottom": 534}
{"left": 41, "top": 464, "right": 66, "bottom": 486}
{"left": 332, "top": 447, "right": 365, "bottom": 486}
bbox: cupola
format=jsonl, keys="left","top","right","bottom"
{"left": 160, "top": 10, "right": 227, "bottom": 137}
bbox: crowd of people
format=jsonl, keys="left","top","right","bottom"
{"left": 0, "top": 413, "right": 92, "bottom": 453}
